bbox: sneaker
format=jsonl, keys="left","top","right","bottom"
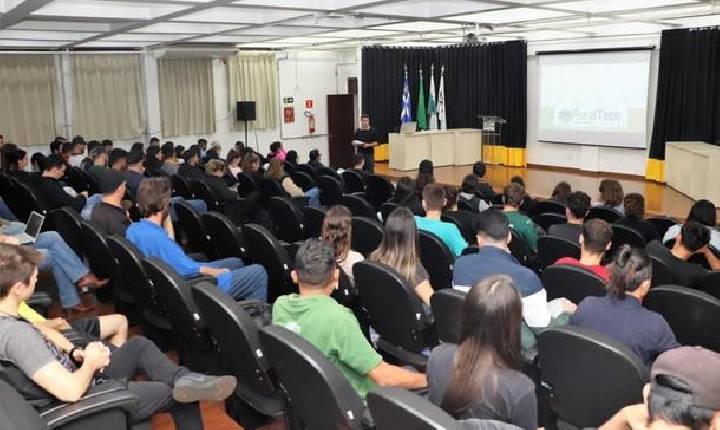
{"left": 172, "top": 373, "right": 237, "bottom": 403}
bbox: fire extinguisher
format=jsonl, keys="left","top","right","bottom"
{"left": 304, "top": 111, "right": 316, "bottom": 134}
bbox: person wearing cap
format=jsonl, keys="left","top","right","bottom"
{"left": 109, "top": 148, "right": 128, "bottom": 172}
{"left": 91, "top": 170, "right": 131, "bottom": 237}
{"left": 601, "top": 346, "right": 720, "bottom": 430}
{"left": 87, "top": 146, "right": 108, "bottom": 179}
{"left": 124, "top": 150, "right": 145, "bottom": 200}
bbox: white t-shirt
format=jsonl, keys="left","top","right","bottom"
{"left": 338, "top": 250, "right": 364, "bottom": 283}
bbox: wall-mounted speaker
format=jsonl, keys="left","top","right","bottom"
{"left": 237, "top": 101, "right": 256, "bottom": 121}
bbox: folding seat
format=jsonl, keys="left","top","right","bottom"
{"left": 645, "top": 216, "right": 677, "bottom": 239}
{"left": 243, "top": 223, "right": 296, "bottom": 303}
{"left": 365, "top": 175, "right": 394, "bottom": 210}
{"left": 222, "top": 197, "right": 250, "bottom": 226}
{"left": 649, "top": 256, "right": 678, "bottom": 287}
{"left": 536, "top": 236, "right": 580, "bottom": 272}
{"left": 301, "top": 205, "right": 325, "bottom": 239}
{"left": 258, "top": 177, "right": 287, "bottom": 200}
{"left": 353, "top": 261, "right": 437, "bottom": 367}
{"left": 379, "top": 202, "right": 398, "bottom": 224}
{"left": 457, "top": 199, "right": 476, "bottom": 213}
{"left": 65, "top": 165, "right": 91, "bottom": 194}
{"left": 350, "top": 216, "right": 383, "bottom": 256}
{"left": 537, "top": 326, "right": 648, "bottom": 428}
{"left": 173, "top": 199, "right": 211, "bottom": 256}
{"left": 267, "top": 196, "right": 305, "bottom": 243}
{"left": 541, "top": 264, "right": 606, "bottom": 303}
{"left": 509, "top": 228, "right": 532, "bottom": 266}
{"left": 200, "top": 211, "right": 248, "bottom": 261}
{"left": 535, "top": 200, "right": 566, "bottom": 215}
{"left": 171, "top": 174, "right": 193, "bottom": 199}
{"left": 533, "top": 212, "right": 566, "bottom": 233}
{"left": 236, "top": 172, "right": 257, "bottom": 197}
{"left": 191, "top": 283, "right": 284, "bottom": 429}
{"left": 290, "top": 171, "right": 316, "bottom": 192}
{"left": 644, "top": 285, "right": 720, "bottom": 352}
{"left": 319, "top": 166, "right": 341, "bottom": 180}
{"left": 341, "top": 193, "right": 377, "bottom": 219}
{"left": 692, "top": 271, "right": 720, "bottom": 300}
{"left": 190, "top": 179, "right": 221, "bottom": 211}
{"left": 43, "top": 206, "right": 84, "bottom": 260}
{"left": 341, "top": 170, "right": 365, "bottom": 193}
{"left": 610, "top": 224, "right": 646, "bottom": 252}
{"left": 418, "top": 230, "right": 454, "bottom": 290}
{"left": 430, "top": 288, "right": 466, "bottom": 344}
{"left": 441, "top": 211, "right": 476, "bottom": 245}
{"left": 586, "top": 206, "right": 622, "bottom": 224}
{"left": 259, "top": 325, "right": 371, "bottom": 430}
{"left": 318, "top": 175, "right": 344, "bottom": 206}
{"left": 141, "top": 258, "right": 219, "bottom": 372}
{"left": 296, "top": 164, "right": 318, "bottom": 180}
{"left": 13, "top": 181, "right": 47, "bottom": 223}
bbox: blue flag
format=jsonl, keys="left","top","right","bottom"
{"left": 400, "top": 64, "right": 412, "bottom": 123}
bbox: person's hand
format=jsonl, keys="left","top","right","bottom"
{"left": 201, "top": 267, "right": 229, "bottom": 278}
{"left": 71, "top": 348, "right": 84, "bottom": 363}
{"left": 0, "top": 235, "right": 20, "bottom": 245}
{"left": 83, "top": 342, "right": 110, "bottom": 371}
{"left": 80, "top": 191, "right": 89, "bottom": 198}
{"left": 698, "top": 245, "right": 712, "bottom": 256}
{"left": 560, "top": 298, "right": 577, "bottom": 314}
{"left": 49, "top": 317, "right": 71, "bottom": 330}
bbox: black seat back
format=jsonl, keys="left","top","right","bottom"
{"left": 190, "top": 179, "right": 220, "bottom": 211}
{"left": 236, "top": 173, "right": 257, "bottom": 197}
{"left": 65, "top": 165, "right": 90, "bottom": 193}
{"left": 79, "top": 220, "right": 124, "bottom": 296}
{"left": 173, "top": 199, "right": 210, "bottom": 255}
{"left": 258, "top": 325, "right": 366, "bottom": 430}
{"left": 644, "top": 285, "right": 720, "bottom": 352}
{"left": 200, "top": 211, "right": 248, "bottom": 260}
{"left": 258, "top": 177, "right": 287, "bottom": 200}
{"left": 535, "top": 200, "right": 566, "bottom": 215}
{"left": 0, "top": 378, "right": 49, "bottom": 430}
{"left": 267, "top": 196, "right": 304, "bottom": 243}
{"left": 646, "top": 216, "right": 677, "bottom": 239}
{"left": 692, "top": 271, "right": 720, "bottom": 300}
{"left": 457, "top": 199, "right": 475, "bottom": 213}
{"left": 350, "top": 216, "right": 384, "bottom": 256}
{"left": 341, "top": 194, "right": 376, "bottom": 219}
{"left": 243, "top": 223, "right": 295, "bottom": 303}
{"left": 533, "top": 212, "right": 567, "bottom": 232}
{"left": 141, "top": 258, "right": 202, "bottom": 335}
{"left": 536, "top": 236, "right": 581, "bottom": 271}
{"left": 301, "top": 206, "right": 325, "bottom": 239}
{"left": 319, "top": 166, "right": 340, "bottom": 180}
{"left": 430, "top": 289, "right": 466, "bottom": 344}
{"left": 43, "top": 206, "right": 84, "bottom": 259}
{"left": 318, "top": 176, "right": 344, "bottom": 206}
{"left": 541, "top": 264, "right": 607, "bottom": 303}
{"left": 587, "top": 206, "right": 622, "bottom": 224}
{"left": 12, "top": 181, "right": 46, "bottom": 222}
{"left": 538, "top": 326, "right": 648, "bottom": 428}
{"left": 341, "top": 170, "right": 365, "bottom": 193}
{"left": 418, "top": 230, "right": 454, "bottom": 290}
{"left": 650, "top": 256, "right": 678, "bottom": 287}
{"left": 296, "top": 164, "right": 318, "bottom": 180}
{"left": 610, "top": 224, "right": 646, "bottom": 253}
{"left": 380, "top": 202, "right": 398, "bottom": 224}
{"left": 441, "top": 211, "right": 476, "bottom": 245}
{"left": 290, "top": 171, "right": 316, "bottom": 192}
{"left": 222, "top": 198, "right": 250, "bottom": 226}
{"left": 365, "top": 175, "right": 394, "bottom": 210}
{"left": 509, "top": 229, "right": 531, "bottom": 266}
{"left": 171, "top": 175, "right": 193, "bottom": 199}
{"left": 368, "top": 387, "right": 461, "bottom": 430}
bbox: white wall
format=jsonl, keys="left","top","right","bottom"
{"left": 525, "top": 34, "right": 661, "bottom": 176}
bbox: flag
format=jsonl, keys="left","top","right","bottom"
{"left": 437, "top": 65, "right": 447, "bottom": 130}
{"left": 400, "top": 64, "right": 412, "bottom": 123}
{"left": 416, "top": 67, "right": 427, "bottom": 130}
{"left": 427, "top": 64, "right": 438, "bottom": 130}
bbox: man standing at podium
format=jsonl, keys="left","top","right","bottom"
{"left": 353, "top": 114, "right": 378, "bottom": 173}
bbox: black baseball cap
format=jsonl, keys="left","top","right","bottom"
{"left": 98, "top": 170, "right": 125, "bottom": 194}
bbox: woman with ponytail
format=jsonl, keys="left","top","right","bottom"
{"left": 571, "top": 245, "right": 679, "bottom": 366}
{"left": 427, "top": 275, "right": 537, "bottom": 430}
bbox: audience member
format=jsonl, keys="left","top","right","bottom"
{"left": 598, "top": 178, "right": 625, "bottom": 214}
{"left": 459, "top": 174, "right": 490, "bottom": 213}
{"left": 87, "top": 146, "right": 108, "bottom": 179}
{"left": 124, "top": 150, "right": 145, "bottom": 199}
{"left": 571, "top": 245, "right": 679, "bottom": 366}
{"left": 548, "top": 191, "right": 591, "bottom": 243}
{"left": 37, "top": 155, "right": 87, "bottom": 212}
{"left": 67, "top": 139, "right": 85, "bottom": 168}
{"left": 60, "top": 142, "right": 73, "bottom": 163}
{"left": 108, "top": 148, "right": 128, "bottom": 171}
{"left": 321, "top": 205, "right": 364, "bottom": 284}
{"left": 203, "top": 143, "right": 220, "bottom": 163}
{"left": 101, "top": 139, "right": 113, "bottom": 151}
{"left": 415, "top": 183, "right": 468, "bottom": 257}
{"left": 550, "top": 181, "right": 572, "bottom": 205}
{"left": 453, "top": 210, "right": 575, "bottom": 332}
{"left": 127, "top": 178, "right": 267, "bottom": 301}
{"left": 646, "top": 222, "right": 719, "bottom": 287}
{"left": 81, "top": 140, "right": 99, "bottom": 171}
{"left": 198, "top": 138, "right": 208, "bottom": 158}
{"left": 265, "top": 158, "right": 320, "bottom": 206}
{"left": 0, "top": 243, "right": 237, "bottom": 429}
{"left": 554, "top": 219, "right": 613, "bottom": 282}
{"left": 178, "top": 149, "right": 204, "bottom": 180}
{"left": 390, "top": 177, "right": 424, "bottom": 216}
{"left": 428, "top": 275, "right": 537, "bottom": 430}
{"left": 233, "top": 141, "right": 244, "bottom": 154}
{"left": 144, "top": 146, "right": 163, "bottom": 177}
{"left": 663, "top": 199, "right": 720, "bottom": 249}
{"left": 30, "top": 152, "right": 45, "bottom": 173}
{"left": 308, "top": 149, "right": 324, "bottom": 172}
{"left": 471, "top": 161, "right": 495, "bottom": 203}
{"left": 174, "top": 145, "right": 185, "bottom": 161}
{"left": 503, "top": 183, "right": 539, "bottom": 251}
{"left": 203, "top": 160, "right": 238, "bottom": 201}
{"left": 285, "top": 150, "right": 298, "bottom": 168}
{"left": 353, "top": 114, "right": 378, "bottom": 173}
{"left": 130, "top": 142, "right": 144, "bottom": 153}
{"left": 226, "top": 151, "right": 242, "bottom": 178}
{"left": 370, "top": 207, "right": 434, "bottom": 306}
{"left": 272, "top": 238, "right": 427, "bottom": 399}
{"left": 160, "top": 142, "right": 179, "bottom": 176}
{"left": 269, "top": 141, "right": 287, "bottom": 161}
{"left": 416, "top": 159, "right": 434, "bottom": 195}
{"left": 149, "top": 137, "right": 160, "bottom": 147}
{"left": 509, "top": 176, "right": 536, "bottom": 216}
{"left": 241, "top": 151, "right": 261, "bottom": 178}
{"left": 442, "top": 185, "right": 476, "bottom": 245}
{"left": 91, "top": 170, "right": 130, "bottom": 237}
{"left": 617, "top": 193, "right": 659, "bottom": 243}
{"left": 348, "top": 153, "right": 368, "bottom": 178}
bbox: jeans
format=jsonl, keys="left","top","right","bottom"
{"left": 98, "top": 336, "right": 201, "bottom": 430}
{"left": 81, "top": 194, "right": 103, "bottom": 220}
{"left": 362, "top": 152, "right": 374, "bottom": 174}
{"left": 305, "top": 187, "right": 321, "bottom": 207}
{"left": 204, "top": 257, "right": 268, "bottom": 302}
{"left": 169, "top": 197, "right": 208, "bottom": 221}
{"left": 34, "top": 231, "right": 86, "bottom": 309}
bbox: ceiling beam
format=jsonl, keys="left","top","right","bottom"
{"left": 0, "top": 0, "right": 55, "bottom": 30}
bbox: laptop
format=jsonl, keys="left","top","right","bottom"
{"left": 16, "top": 211, "right": 44, "bottom": 245}
{"left": 400, "top": 121, "right": 417, "bottom": 134}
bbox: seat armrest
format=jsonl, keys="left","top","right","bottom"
{"left": 40, "top": 381, "right": 138, "bottom": 428}
{"left": 187, "top": 275, "right": 217, "bottom": 286}
{"left": 27, "top": 291, "right": 53, "bottom": 314}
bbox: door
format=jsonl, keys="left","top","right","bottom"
{"left": 327, "top": 94, "right": 355, "bottom": 168}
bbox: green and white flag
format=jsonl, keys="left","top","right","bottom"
{"left": 417, "top": 67, "right": 428, "bottom": 130}
{"left": 437, "top": 65, "right": 447, "bottom": 130}
{"left": 427, "top": 64, "right": 438, "bottom": 130}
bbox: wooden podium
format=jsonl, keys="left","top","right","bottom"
{"left": 665, "top": 141, "right": 720, "bottom": 203}
{"left": 388, "top": 128, "right": 483, "bottom": 171}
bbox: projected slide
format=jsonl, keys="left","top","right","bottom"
{"left": 538, "top": 51, "right": 651, "bottom": 148}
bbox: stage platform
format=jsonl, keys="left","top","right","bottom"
{"left": 374, "top": 162, "right": 708, "bottom": 221}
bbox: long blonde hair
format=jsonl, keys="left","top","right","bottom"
{"left": 370, "top": 206, "right": 420, "bottom": 283}
{"left": 322, "top": 205, "right": 352, "bottom": 262}
{"left": 265, "top": 158, "right": 284, "bottom": 180}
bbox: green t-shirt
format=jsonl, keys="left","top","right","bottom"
{"left": 272, "top": 294, "right": 383, "bottom": 400}
{"left": 505, "top": 210, "right": 539, "bottom": 251}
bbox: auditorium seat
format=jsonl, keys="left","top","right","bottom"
{"left": 191, "top": 283, "right": 284, "bottom": 429}
{"left": 646, "top": 216, "right": 677, "bottom": 239}
{"left": 533, "top": 212, "right": 566, "bottom": 233}
{"left": 441, "top": 211, "right": 476, "bottom": 245}
{"left": 190, "top": 178, "right": 221, "bottom": 211}
{"left": 222, "top": 197, "right": 250, "bottom": 226}
{"left": 350, "top": 216, "right": 383, "bottom": 256}
{"left": 586, "top": 206, "right": 622, "bottom": 224}
{"left": 353, "top": 261, "right": 436, "bottom": 367}
{"left": 259, "top": 325, "right": 371, "bottom": 430}
{"left": 380, "top": 202, "right": 399, "bottom": 224}
{"left": 173, "top": 199, "right": 211, "bottom": 256}
{"left": 43, "top": 206, "right": 85, "bottom": 261}
{"left": 341, "top": 170, "right": 365, "bottom": 193}
{"left": 367, "top": 386, "right": 458, "bottom": 430}
{"left": 235, "top": 173, "right": 257, "bottom": 197}
{"left": 171, "top": 174, "right": 193, "bottom": 199}
{"left": 319, "top": 165, "right": 341, "bottom": 180}
{"left": 509, "top": 228, "right": 532, "bottom": 266}
{"left": 418, "top": 230, "right": 454, "bottom": 290}
{"left": 258, "top": 177, "right": 287, "bottom": 200}
{"left": 692, "top": 271, "right": 720, "bottom": 300}
{"left": 644, "top": 285, "right": 720, "bottom": 353}
{"left": 290, "top": 170, "right": 316, "bottom": 192}
{"left": 200, "top": 211, "right": 248, "bottom": 260}
{"left": 535, "top": 200, "right": 566, "bottom": 215}
{"left": 301, "top": 205, "right": 325, "bottom": 239}
{"left": 541, "top": 264, "right": 606, "bottom": 303}
{"left": 537, "top": 326, "right": 647, "bottom": 428}
{"left": 365, "top": 175, "right": 394, "bottom": 210}
{"left": 341, "top": 193, "right": 377, "bottom": 219}
{"left": 267, "top": 196, "right": 305, "bottom": 243}
{"left": 318, "top": 175, "right": 344, "bottom": 206}
{"left": 610, "top": 224, "right": 646, "bottom": 252}
{"left": 243, "top": 223, "right": 296, "bottom": 303}
{"left": 296, "top": 164, "right": 318, "bottom": 181}
{"left": 649, "top": 256, "right": 678, "bottom": 287}
{"left": 65, "top": 165, "right": 92, "bottom": 194}
{"left": 430, "top": 288, "right": 466, "bottom": 344}
{"left": 536, "top": 236, "right": 581, "bottom": 272}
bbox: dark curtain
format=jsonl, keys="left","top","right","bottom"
{"left": 361, "top": 42, "right": 527, "bottom": 149}
{"left": 649, "top": 27, "right": 720, "bottom": 162}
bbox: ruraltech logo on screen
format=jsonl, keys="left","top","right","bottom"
{"left": 555, "top": 108, "right": 626, "bottom": 129}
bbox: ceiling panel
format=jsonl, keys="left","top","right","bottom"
{"left": 287, "top": 14, "right": 395, "bottom": 28}
{"left": 521, "top": 16, "right": 609, "bottom": 29}
{"left": 665, "top": 14, "right": 720, "bottom": 27}
{"left": 321, "top": 28, "right": 401, "bottom": 38}
{"left": 620, "top": 5, "right": 715, "bottom": 20}
{"left": 9, "top": 20, "right": 113, "bottom": 32}
{"left": 233, "top": 0, "right": 377, "bottom": 9}
{"left": 131, "top": 22, "right": 242, "bottom": 34}
{"left": 551, "top": 0, "right": 698, "bottom": 13}
{"left": 230, "top": 25, "right": 324, "bottom": 36}
{"left": 172, "top": 7, "right": 307, "bottom": 24}
{"left": 272, "top": 35, "right": 345, "bottom": 44}
{"left": 372, "top": 21, "right": 463, "bottom": 32}
{"left": 0, "top": 29, "right": 98, "bottom": 40}
{"left": 0, "top": 0, "right": 24, "bottom": 13}
{"left": 31, "top": 0, "right": 190, "bottom": 19}
{"left": 449, "top": 7, "right": 571, "bottom": 24}
{"left": 360, "top": 1, "right": 502, "bottom": 18}
{"left": 582, "top": 22, "right": 669, "bottom": 36}
{"left": 103, "top": 33, "right": 191, "bottom": 42}
{"left": 0, "top": 39, "right": 66, "bottom": 46}
{"left": 190, "top": 34, "right": 273, "bottom": 43}
{"left": 76, "top": 40, "right": 148, "bottom": 47}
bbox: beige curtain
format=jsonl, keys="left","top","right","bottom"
{"left": 72, "top": 54, "right": 145, "bottom": 139}
{"left": 0, "top": 55, "right": 57, "bottom": 147}
{"left": 227, "top": 52, "right": 278, "bottom": 130}
{"left": 158, "top": 58, "right": 215, "bottom": 137}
